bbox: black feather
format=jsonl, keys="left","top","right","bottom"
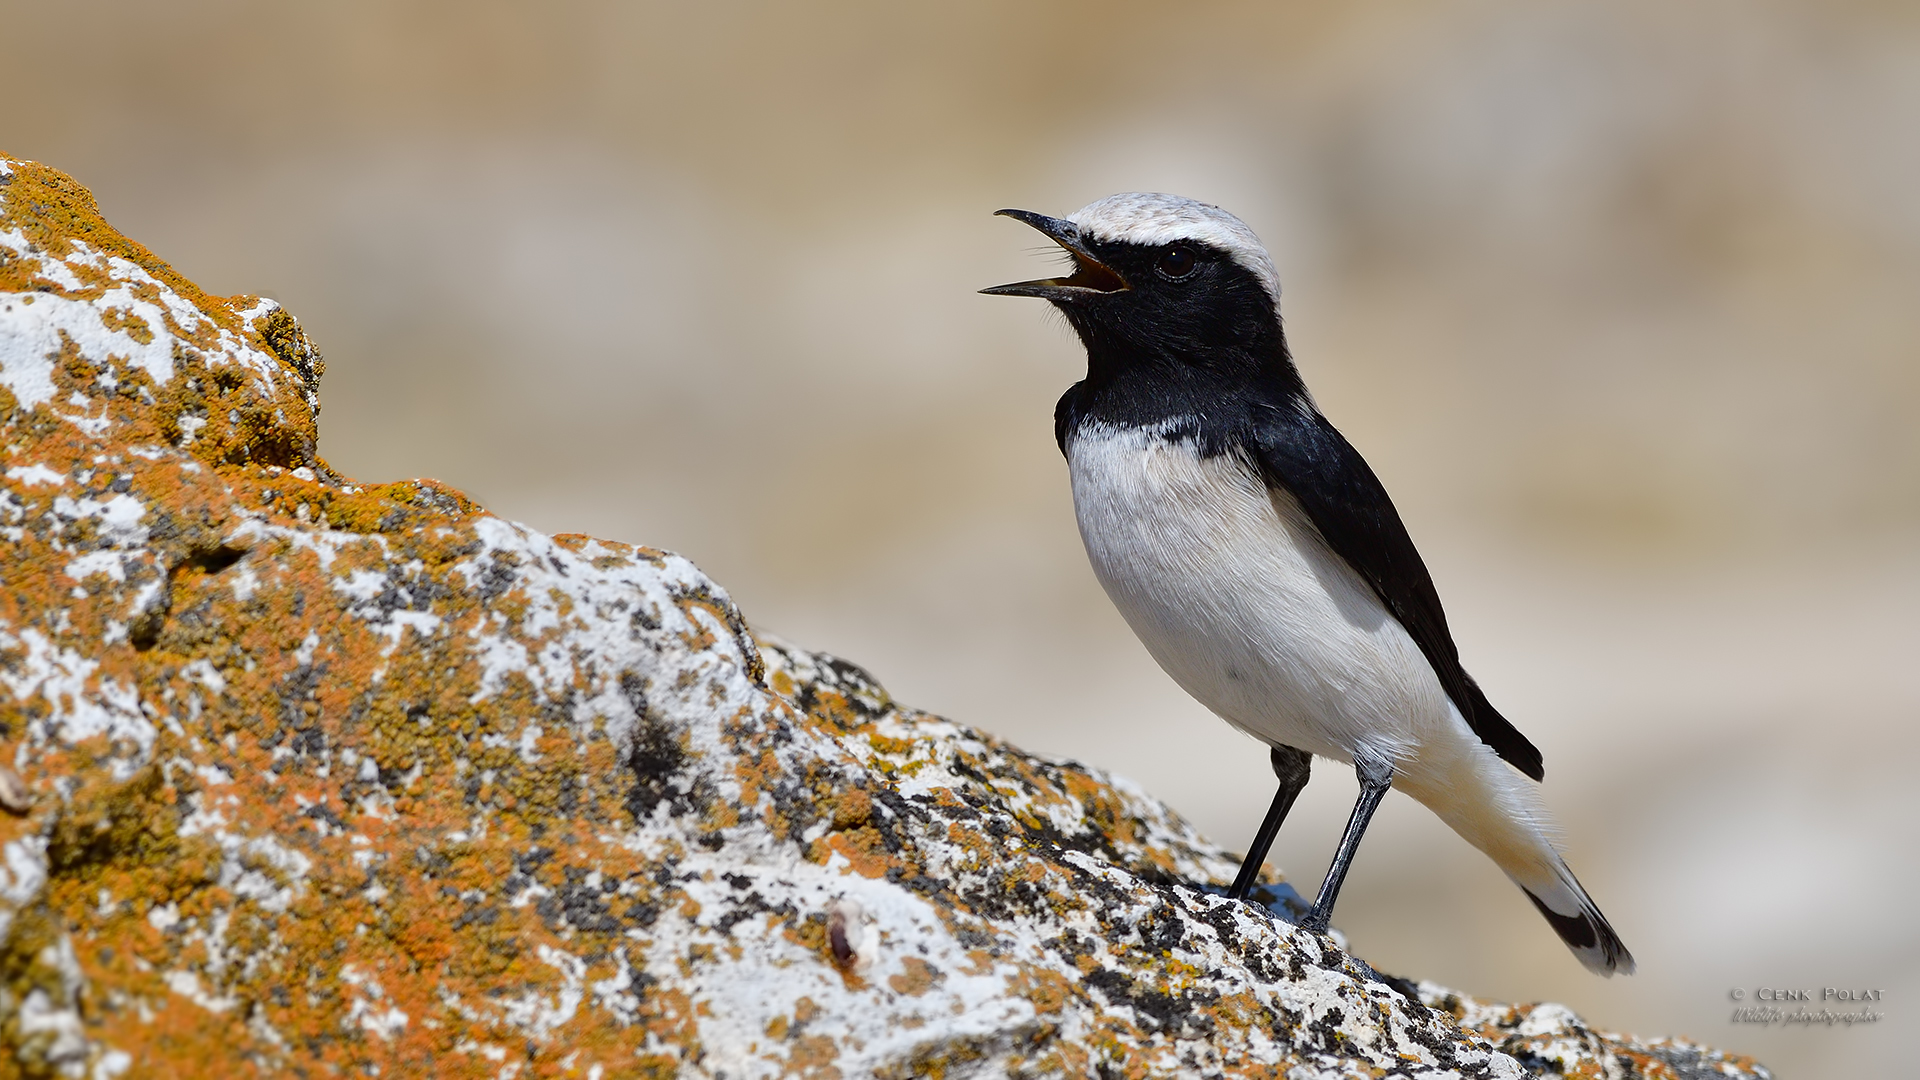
{"left": 1249, "top": 402, "right": 1544, "bottom": 781}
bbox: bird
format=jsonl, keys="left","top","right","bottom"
{"left": 983, "top": 193, "right": 1633, "bottom": 976}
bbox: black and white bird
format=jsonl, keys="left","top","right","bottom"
{"left": 984, "top": 192, "right": 1633, "bottom": 976}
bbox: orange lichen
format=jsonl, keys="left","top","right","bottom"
{"left": 0, "top": 154, "right": 725, "bottom": 1076}
{"left": 885, "top": 957, "right": 943, "bottom": 997}
{"left": 828, "top": 788, "right": 869, "bottom": 830}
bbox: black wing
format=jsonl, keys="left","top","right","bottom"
{"left": 1250, "top": 402, "right": 1544, "bottom": 781}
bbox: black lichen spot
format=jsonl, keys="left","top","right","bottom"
{"left": 477, "top": 557, "right": 518, "bottom": 601}
{"left": 292, "top": 725, "right": 326, "bottom": 757}
{"left": 622, "top": 706, "right": 691, "bottom": 822}
{"left": 780, "top": 652, "right": 892, "bottom": 731}
{"left": 1137, "top": 905, "right": 1186, "bottom": 954}
{"left": 302, "top": 803, "right": 346, "bottom": 831}
{"left": 452, "top": 904, "right": 500, "bottom": 930}
{"left": 1641, "top": 1043, "right": 1736, "bottom": 1080}
{"left": 1501, "top": 1043, "right": 1566, "bottom": 1075}
{"left": 528, "top": 865, "right": 624, "bottom": 935}
{"left": 630, "top": 604, "right": 662, "bottom": 633}
{"left": 514, "top": 847, "right": 555, "bottom": 874}
{"left": 667, "top": 580, "right": 764, "bottom": 687}
{"left": 407, "top": 484, "right": 469, "bottom": 517}
{"left": 619, "top": 672, "right": 648, "bottom": 719}
{"left": 1307, "top": 1007, "right": 1356, "bottom": 1057}
{"left": 1044, "top": 932, "right": 1093, "bottom": 963}
{"left": 624, "top": 898, "right": 661, "bottom": 928}
{"left": 1080, "top": 965, "right": 1208, "bottom": 1035}
{"left": 1398, "top": 1013, "right": 1465, "bottom": 1072}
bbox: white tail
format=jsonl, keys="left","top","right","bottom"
{"left": 1396, "top": 713, "right": 1636, "bottom": 976}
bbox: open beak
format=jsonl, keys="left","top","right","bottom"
{"left": 980, "top": 209, "right": 1129, "bottom": 298}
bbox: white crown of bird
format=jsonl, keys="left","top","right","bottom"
{"left": 1066, "top": 193, "right": 1281, "bottom": 306}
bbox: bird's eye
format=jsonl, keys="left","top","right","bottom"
{"left": 1157, "top": 246, "right": 1197, "bottom": 279}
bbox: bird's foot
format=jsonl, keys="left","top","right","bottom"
{"left": 1193, "top": 880, "right": 1311, "bottom": 922}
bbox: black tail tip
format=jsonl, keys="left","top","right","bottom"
{"left": 1525, "top": 888, "right": 1636, "bottom": 976}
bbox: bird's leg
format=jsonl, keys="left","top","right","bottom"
{"left": 1227, "top": 745, "right": 1314, "bottom": 901}
{"left": 1299, "top": 757, "right": 1394, "bottom": 932}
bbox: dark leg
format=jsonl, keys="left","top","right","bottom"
{"left": 1299, "top": 757, "right": 1393, "bottom": 932}
{"left": 1226, "top": 745, "right": 1314, "bottom": 900}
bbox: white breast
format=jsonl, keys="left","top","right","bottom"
{"left": 1066, "top": 422, "right": 1452, "bottom": 767}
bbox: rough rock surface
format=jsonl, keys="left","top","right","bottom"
{"left": 0, "top": 152, "right": 1771, "bottom": 1079}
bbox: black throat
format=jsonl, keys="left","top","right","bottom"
{"left": 1050, "top": 240, "right": 1308, "bottom": 457}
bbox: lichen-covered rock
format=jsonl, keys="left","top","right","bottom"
{"left": 0, "top": 151, "right": 1770, "bottom": 1079}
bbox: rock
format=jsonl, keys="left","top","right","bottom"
{"left": 0, "top": 150, "right": 1770, "bottom": 1079}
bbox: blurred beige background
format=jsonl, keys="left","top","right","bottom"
{"left": 7, "top": 1, "right": 1916, "bottom": 1074}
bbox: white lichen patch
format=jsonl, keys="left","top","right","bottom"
{"left": 0, "top": 627, "right": 155, "bottom": 762}
{"left": 338, "top": 965, "right": 410, "bottom": 1042}
{"left": 0, "top": 222, "right": 294, "bottom": 414}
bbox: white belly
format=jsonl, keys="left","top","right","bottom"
{"left": 1067, "top": 422, "right": 1452, "bottom": 767}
